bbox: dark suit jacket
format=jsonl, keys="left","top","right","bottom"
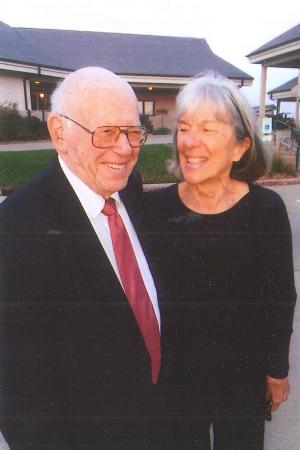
{"left": 0, "top": 157, "right": 159, "bottom": 449}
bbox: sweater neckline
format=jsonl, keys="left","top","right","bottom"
{"left": 174, "top": 183, "right": 254, "bottom": 217}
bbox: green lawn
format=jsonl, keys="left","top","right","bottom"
{"left": 136, "top": 144, "right": 176, "bottom": 184}
{"left": 0, "top": 144, "right": 176, "bottom": 188}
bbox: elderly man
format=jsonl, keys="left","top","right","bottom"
{"left": 0, "top": 67, "right": 161, "bottom": 449}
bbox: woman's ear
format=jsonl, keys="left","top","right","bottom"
{"left": 233, "top": 136, "right": 251, "bottom": 162}
{"left": 47, "top": 114, "right": 67, "bottom": 155}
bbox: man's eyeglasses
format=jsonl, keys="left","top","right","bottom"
{"left": 60, "top": 115, "right": 148, "bottom": 149}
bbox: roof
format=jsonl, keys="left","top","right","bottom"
{"left": 0, "top": 20, "right": 59, "bottom": 67}
{"left": 268, "top": 77, "right": 298, "bottom": 94}
{"left": 247, "top": 23, "right": 300, "bottom": 57}
{"left": 0, "top": 20, "right": 252, "bottom": 80}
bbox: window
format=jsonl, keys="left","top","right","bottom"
{"left": 138, "top": 100, "right": 154, "bottom": 116}
{"left": 30, "top": 80, "right": 56, "bottom": 111}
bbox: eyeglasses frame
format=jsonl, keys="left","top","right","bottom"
{"left": 59, "top": 114, "right": 148, "bottom": 148}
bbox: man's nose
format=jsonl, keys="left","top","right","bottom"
{"left": 115, "top": 131, "right": 134, "bottom": 154}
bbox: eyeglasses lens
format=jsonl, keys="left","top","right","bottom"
{"left": 93, "top": 127, "right": 146, "bottom": 148}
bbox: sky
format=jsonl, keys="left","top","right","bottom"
{"left": 1, "top": 0, "right": 300, "bottom": 112}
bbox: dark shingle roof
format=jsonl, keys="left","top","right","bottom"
{"left": 268, "top": 77, "right": 298, "bottom": 94}
{"left": 0, "top": 20, "right": 59, "bottom": 66}
{"left": 15, "top": 28, "right": 252, "bottom": 79}
{"left": 247, "top": 23, "right": 300, "bottom": 57}
{"left": 0, "top": 20, "right": 252, "bottom": 80}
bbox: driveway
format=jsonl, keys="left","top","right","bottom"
{"left": 264, "top": 184, "right": 300, "bottom": 450}
{"left": 0, "top": 134, "right": 173, "bottom": 152}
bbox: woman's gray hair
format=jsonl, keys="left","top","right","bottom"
{"left": 169, "top": 72, "right": 268, "bottom": 182}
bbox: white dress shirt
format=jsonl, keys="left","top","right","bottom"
{"left": 59, "top": 157, "right": 160, "bottom": 327}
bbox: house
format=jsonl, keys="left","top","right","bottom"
{"left": 253, "top": 103, "right": 276, "bottom": 118}
{"left": 268, "top": 76, "right": 300, "bottom": 115}
{"left": 247, "top": 23, "right": 300, "bottom": 124}
{"left": 0, "top": 20, "right": 252, "bottom": 130}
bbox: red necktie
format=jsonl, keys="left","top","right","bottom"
{"left": 102, "top": 198, "right": 161, "bottom": 384}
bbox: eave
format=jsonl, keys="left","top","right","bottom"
{"left": 0, "top": 61, "right": 253, "bottom": 88}
{"left": 247, "top": 41, "right": 300, "bottom": 68}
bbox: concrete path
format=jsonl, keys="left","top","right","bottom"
{"left": 0, "top": 134, "right": 172, "bottom": 152}
{"left": 0, "top": 140, "right": 54, "bottom": 151}
{"left": 264, "top": 184, "right": 300, "bottom": 450}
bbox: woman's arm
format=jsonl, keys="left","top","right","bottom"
{"left": 258, "top": 190, "right": 297, "bottom": 410}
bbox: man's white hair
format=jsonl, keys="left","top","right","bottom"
{"left": 51, "top": 66, "right": 136, "bottom": 114}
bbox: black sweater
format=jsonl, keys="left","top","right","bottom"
{"left": 143, "top": 183, "right": 297, "bottom": 405}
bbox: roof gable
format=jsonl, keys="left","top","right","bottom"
{"left": 268, "top": 76, "right": 298, "bottom": 94}
{"left": 247, "top": 23, "right": 300, "bottom": 57}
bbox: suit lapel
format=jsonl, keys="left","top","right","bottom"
{"left": 43, "top": 157, "right": 124, "bottom": 297}
{"left": 120, "top": 168, "right": 145, "bottom": 236}
{"left": 43, "top": 158, "right": 146, "bottom": 337}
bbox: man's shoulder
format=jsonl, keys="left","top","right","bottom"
{"left": 0, "top": 157, "right": 60, "bottom": 227}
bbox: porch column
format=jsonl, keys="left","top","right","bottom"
{"left": 277, "top": 99, "right": 281, "bottom": 114}
{"left": 295, "top": 70, "right": 300, "bottom": 126}
{"left": 259, "top": 64, "right": 268, "bottom": 125}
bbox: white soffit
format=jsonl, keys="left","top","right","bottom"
{"left": 0, "top": 61, "right": 71, "bottom": 78}
{"left": 0, "top": 61, "right": 38, "bottom": 74}
{"left": 122, "top": 75, "right": 252, "bottom": 87}
{"left": 0, "top": 63, "right": 252, "bottom": 87}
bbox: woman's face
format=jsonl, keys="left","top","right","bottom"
{"left": 177, "top": 102, "right": 249, "bottom": 186}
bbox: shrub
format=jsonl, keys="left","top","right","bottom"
{"left": 0, "top": 103, "right": 20, "bottom": 141}
{"left": 16, "top": 116, "right": 49, "bottom": 140}
{"left": 272, "top": 113, "right": 295, "bottom": 130}
{"left": 291, "top": 128, "right": 300, "bottom": 146}
{"left": 0, "top": 103, "right": 49, "bottom": 141}
{"left": 270, "top": 157, "right": 296, "bottom": 176}
{"left": 140, "top": 114, "right": 154, "bottom": 133}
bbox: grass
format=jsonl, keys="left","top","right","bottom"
{"left": 0, "top": 150, "right": 55, "bottom": 188}
{"left": 136, "top": 144, "right": 176, "bottom": 184}
{"left": 1, "top": 145, "right": 298, "bottom": 190}
{"left": 0, "top": 144, "right": 175, "bottom": 189}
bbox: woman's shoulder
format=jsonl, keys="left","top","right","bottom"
{"left": 143, "top": 183, "right": 181, "bottom": 223}
{"left": 251, "top": 184, "right": 286, "bottom": 206}
{"left": 249, "top": 184, "right": 289, "bottom": 224}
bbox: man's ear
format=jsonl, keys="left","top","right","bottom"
{"left": 233, "top": 136, "right": 251, "bottom": 162}
{"left": 47, "top": 114, "right": 67, "bottom": 155}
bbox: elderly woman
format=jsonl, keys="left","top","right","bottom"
{"left": 144, "top": 73, "right": 297, "bottom": 450}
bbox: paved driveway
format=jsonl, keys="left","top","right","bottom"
{"left": 0, "top": 134, "right": 173, "bottom": 152}
{"left": 264, "top": 185, "right": 300, "bottom": 450}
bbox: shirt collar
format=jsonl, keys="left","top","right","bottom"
{"left": 58, "top": 156, "right": 121, "bottom": 219}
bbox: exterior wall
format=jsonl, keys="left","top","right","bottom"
{"left": 0, "top": 74, "right": 178, "bottom": 130}
{"left": 153, "top": 93, "right": 177, "bottom": 130}
{"left": 136, "top": 90, "right": 177, "bottom": 131}
{"left": 0, "top": 73, "right": 26, "bottom": 112}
